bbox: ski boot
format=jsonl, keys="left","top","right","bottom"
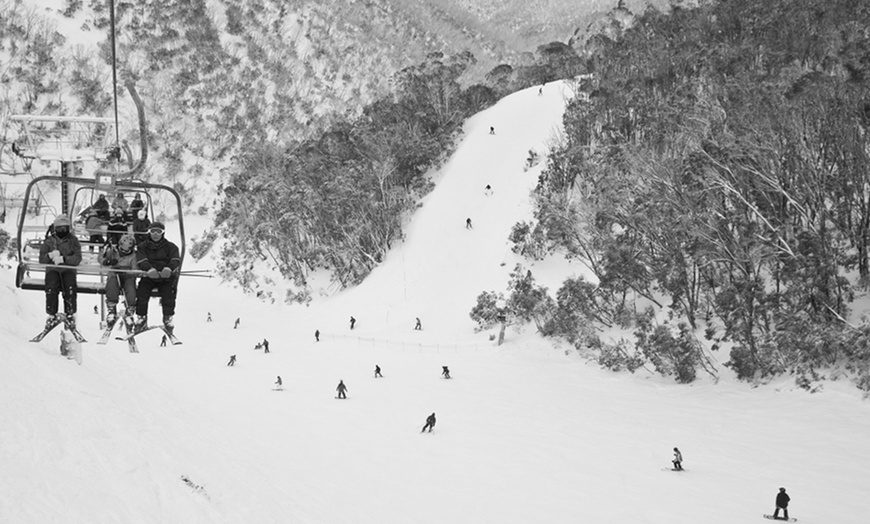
{"left": 60, "top": 312, "right": 76, "bottom": 331}
{"left": 162, "top": 315, "right": 175, "bottom": 336}
{"left": 105, "top": 303, "right": 118, "bottom": 325}
{"left": 44, "top": 313, "right": 60, "bottom": 331}
{"left": 133, "top": 315, "right": 148, "bottom": 334}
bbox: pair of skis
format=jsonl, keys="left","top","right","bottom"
{"left": 116, "top": 323, "right": 182, "bottom": 346}
{"left": 97, "top": 314, "right": 139, "bottom": 353}
{"left": 29, "top": 314, "right": 86, "bottom": 344}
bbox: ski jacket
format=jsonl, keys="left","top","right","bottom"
{"left": 426, "top": 414, "right": 436, "bottom": 426}
{"left": 136, "top": 237, "right": 181, "bottom": 276}
{"left": 39, "top": 234, "right": 82, "bottom": 268}
{"left": 100, "top": 245, "right": 137, "bottom": 271}
{"left": 776, "top": 492, "right": 790, "bottom": 508}
{"left": 673, "top": 450, "right": 682, "bottom": 462}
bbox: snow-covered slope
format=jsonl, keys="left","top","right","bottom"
{"left": 1, "top": 82, "right": 868, "bottom": 524}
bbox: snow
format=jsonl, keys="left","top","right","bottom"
{"left": 1, "top": 81, "right": 869, "bottom": 524}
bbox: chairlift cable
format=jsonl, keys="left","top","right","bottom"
{"left": 109, "top": 0, "right": 121, "bottom": 150}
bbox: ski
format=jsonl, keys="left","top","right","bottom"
{"left": 117, "top": 324, "right": 163, "bottom": 341}
{"left": 97, "top": 319, "right": 120, "bottom": 345}
{"left": 62, "top": 316, "right": 87, "bottom": 343}
{"left": 161, "top": 326, "right": 182, "bottom": 345}
{"left": 30, "top": 318, "right": 62, "bottom": 343}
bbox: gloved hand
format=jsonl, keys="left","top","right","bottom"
{"left": 147, "top": 268, "right": 160, "bottom": 279}
{"left": 160, "top": 267, "right": 172, "bottom": 279}
{"left": 49, "top": 250, "right": 61, "bottom": 260}
{"left": 52, "top": 255, "right": 64, "bottom": 265}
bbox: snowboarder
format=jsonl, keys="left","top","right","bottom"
{"left": 466, "top": 218, "right": 473, "bottom": 229}
{"left": 773, "top": 487, "right": 790, "bottom": 520}
{"left": 422, "top": 413, "right": 436, "bottom": 432}
{"left": 40, "top": 214, "right": 82, "bottom": 330}
{"left": 160, "top": 334, "right": 167, "bottom": 347}
{"left": 374, "top": 365, "right": 382, "bottom": 378}
{"left": 414, "top": 317, "right": 422, "bottom": 330}
{"left": 134, "top": 222, "right": 181, "bottom": 333}
{"left": 672, "top": 447, "right": 683, "bottom": 471}
{"left": 484, "top": 184, "right": 493, "bottom": 196}
{"left": 336, "top": 380, "right": 348, "bottom": 399}
{"left": 275, "top": 376, "right": 283, "bottom": 388}
{"left": 207, "top": 312, "right": 212, "bottom": 322}
{"left": 234, "top": 317, "right": 240, "bottom": 329}
{"left": 489, "top": 126, "right": 495, "bottom": 135}
{"left": 442, "top": 366, "right": 451, "bottom": 379}
{"left": 100, "top": 234, "right": 138, "bottom": 324}
{"left": 349, "top": 316, "right": 356, "bottom": 330}
{"left": 315, "top": 329, "right": 320, "bottom": 342}
{"left": 227, "top": 355, "right": 236, "bottom": 366}
{"left": 263, "top": 338, "right": 270, "bottom": 353}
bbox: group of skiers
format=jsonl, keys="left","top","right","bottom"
{"left": 40, "top": 209, "right": 181, "bottom": 334}
{"left": 670, "top": 448, "right": 793, "bottom": 519}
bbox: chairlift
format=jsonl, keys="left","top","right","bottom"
{"left": 14, "top": 81, "right": 186, "bottom": 300}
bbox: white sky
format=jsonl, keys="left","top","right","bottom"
{"left": 1, "top": 81, "right": 869, "bottom": 524}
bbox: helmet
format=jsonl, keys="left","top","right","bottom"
{"left": 53, "top": 214, "right": 71, "bottom": 227}
{"left": 137, "top": 209, "right": 146, "bottom": 220}
{"left": 149, "top": 221, "right": 165, "bottom": 232}
{"left": 118, "top": 234, "right": 135, "bottom": 253}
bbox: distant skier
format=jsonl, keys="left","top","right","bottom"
{"left": 489, "top": 126, "right": 495, "bottom": 135}
{"left": 227, "top": 355, "right": 236, "bottom": 366}
{"left": 421, "top": 412, "right": 436, "bottom": 433}
{"left": 275, "top": 376, "right": 283, "bottom": 388}
{"left": 234, "top": 317, "right": 240, "bottom": 329}
{"left": 374, "top": 365, "right": 382, "bottom": 378}
{"left": 207, "top": 312, "right": 212, "bottom": 322}
{"left": 442, "top": 366, "right": 451, "bottom": 379}
{"left": 773, "top": 487, "right": 790, "bottom": 521}
{"left": 466, "top": 218, "right": 473, "bottom": 229}
{"left": 349, "top": 316, "right": 356, "bottom": 330}
{"left": 484, "top": 184, "right": 493, "bottom": 196}
{"left": 315, "top": 329, "right": 320, "bottom": 342}
{"left": 93, "top": 305, "right": 99, "bottom": 315}
{"left": 160, "top": 334, "right": 167, "bottom": 347}
{"left": 336, "top": 380, "right": 348, "bottom": 399}
{"left": 263, "top": 339, "right": 270, "bottom": 353}
{"left": 414, "top": 317, "right": 422, "bottom": 330}
{"left": 538, "top": 84, "right": 543, "bottom": 95}
{"left": 672, "top": 447, "right": 683, "bottom": 470}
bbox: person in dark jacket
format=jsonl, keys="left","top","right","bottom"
{"left": 92, "top": 194, "right": 110, "bottom": 219}
{"left": 39, "top": 214, "right": 82, "bottom": 329}
{"left": 672, "top": 447, "right": 683, "bottom": 470}
{"left": 134, "top": 222, "right": 181, "bottom": 331}
{"left": 131, "top": 209, "right": 151, "bottom": 240}
{"left": 336, "top": 380, "right": 348, "bottom": 399}
{"left": 422, "top": 413, "right": 436, "bottom": 432}
{"left": 773, "top": 487, "right": 790, "bottom": 520}
{"left": 129, "top": 193, "right": 145, "bottom": 216}
{"left": 106, "top": 207, "right": 128, "bottom": 245}
{"left": 441, "top": 366, "right": 451, "bottom": 379}
{"left": 374, "top": 365, "right": 382, "bottom": 378}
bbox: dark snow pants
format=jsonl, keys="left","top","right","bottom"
{"left": 45, "top": 270, "right": 77, "bottom": 316}
{"left": 136, "top": 277, "right": 176, "bottom": 318}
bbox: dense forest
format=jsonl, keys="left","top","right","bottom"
{"left": 481, "top": 0, "right": 870, "bottom": 388}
